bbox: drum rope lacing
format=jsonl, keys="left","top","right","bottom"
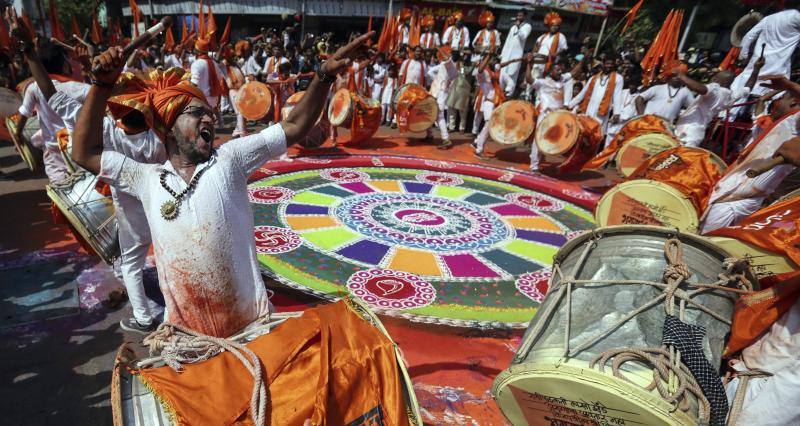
{"left": 515, "top": 233, "right": 755, "bottom": 424}
{"left": 724, "top": 368, "right": 772, "bottom": 425}
{"left": 138, "top": 308, "right": 292, "bottom": 426}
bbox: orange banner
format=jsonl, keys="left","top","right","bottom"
{"left": 629, "top": 146, "right": 724, "bottom": 212}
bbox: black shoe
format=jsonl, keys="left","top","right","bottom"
{"left": 119, "top": 318, "right": 158, "bottom": 334}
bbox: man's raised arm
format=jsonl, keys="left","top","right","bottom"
{"left": 281, "top": 32, "right": 374, "bottom": 145}
{"left": 72, "top": 47, "right": 126, "bottom": 175}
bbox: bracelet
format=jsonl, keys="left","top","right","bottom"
{"left": 91, "top": 79, "right": 114, "bottom": 89}
{"left": 316, "top": 70, "right": 336, "bottom": 84}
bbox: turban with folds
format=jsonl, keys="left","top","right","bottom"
{"left": 108, "top": 67, "right": 208, "bottom": 140}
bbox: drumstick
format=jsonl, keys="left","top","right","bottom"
{"left": 73, "top": 34, "right": 91, "bottom": 48}
{"left": 92, "top": 16, "right": 172, "bottom": 74}
{"left": 51, "top": 38, "right": 76, "bottom": 52}
{"left": 746, "top": 155, "right": 784, "bottom": 178}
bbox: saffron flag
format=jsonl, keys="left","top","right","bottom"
{"left": 164, "top": 25, "right": 175, "bottom": 52}
{"left": 620, "top": 0, "right": 644, "bottom": 36}
{"left": 90, "top": 12, "right": 103, "bottom": 45}
{"left": 71, "top": 16, "right": 80, "bottom": 37}
{"left": 48, "top": 1, "right": 66, "bottom": 41}
{"left": 219, "top": 16, "right": 231, "bottom": 45}
{"left": 129, "top": 0, "right": 141, "bottom": 37}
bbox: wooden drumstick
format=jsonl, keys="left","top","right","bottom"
{"left": 51, "top": 38, "right": 75, "bottom": 52}
{"left": 92, "top": 16, "right": 171, "bottom": 74}
{"left": 746, "top": 155, "right": 784, "bottom": 178}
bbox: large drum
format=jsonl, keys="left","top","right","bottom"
{"left": 392, "top": 83, "right": 438, "bottom": 133}
{"left": 535, "top": 110, "right": 603, "bottom": 173}
{"left": 5, "top": 116, "right": 42, "bottom": 172}
{"left": 282, "top": 91, "right": 330, "bottom": 148}
{"left": 489, "top": 100, "right": 537, "bottom": 146}
{"left": 614, "top": 133, "right": 680, "bottom": 177}
{"left": 596, "top": 147, "right": 728, "bottom": 233}
{"left": 707, "top": 236, "right": 798, "bottom": 280}
{"left": 112, "top": 299, "right": 422, "bottom": 426}
{"left": 493, "top": 226, "right": 754, "bottom": 426}
{"left": 328, "top": 88, "right": 382, "bottom": 144}
{"left": 584, "top": 114, "right": 676, "bottom": 171}
{"left": 47, "top": 171, "right": 120, "bottom": 264}
{"left": 236, "top": 81, "right": 273, "bottom": 121}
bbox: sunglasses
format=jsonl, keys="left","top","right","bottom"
{"left": 181, "top": 106, "right": 217, "bottom": 120}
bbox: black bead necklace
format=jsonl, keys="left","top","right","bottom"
{"left": 159, "top": 168, "right": 206, "bottom": 220}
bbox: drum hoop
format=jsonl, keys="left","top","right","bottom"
{"left": 328, "top": 89, "right": 354, "bottom": 127}
{"left": 615, "top": 133, "right": 681, "bottom": 177}
{"left": 46, "top": 183, "right": 119, "bottom": 264}
{"left": 237, "top": 82, "right": 273, "bottom": 121}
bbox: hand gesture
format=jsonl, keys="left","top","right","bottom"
{"left": 9, "top": 10, "right": 34, "bottom": 49}
{"left": 319, "top": 31, "right": 374, "bottom": 77}
{"left": 91, "top": 46, "right": 126, "bottom": 86}
{"left": 524, "top": 52, "right": 534, "bottom": 63}
{"left": 75, "top": 44, "right": 93, "bottom": 71}
{"left": 776, "top": 136, "right": 800, "bottom": 167}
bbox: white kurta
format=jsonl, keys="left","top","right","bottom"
{"left": 605, "top": 88, "right": 639, "bottom": 145}
{"left": 638, "top": 84, "right": 695, "bottom": 122}
{"left": 532, "top": 73, "right": 574, "bottom": 120}
{"left": 99, "top": 124, "right": 288, "bottom": 337}
{"left": 500, "top": 22, "right": 532, "bottom": 95}
{"left": 397, "top": 24, "right": 410, "bottom": 46}
{"left": 242, "top": 55, "right": 262, "bottom": 77}
{"left": 442, "top": 26, "right": 470, "bottom": 50}
{"left": 676, "top": 83, "right": 750, "bottom": 147}
{"left": 732, "top": 9, "right": 800, "bottom": 96}
{"left": 400, "top": 59, "right": 427, "bottom": 86}
{"left": 472, "top": 29, "right": 502, "bottom": 52}
{"left": 190, "top": 58, "right": 220, "bottom": 107}
{"left": 420, "top": 32, "right": 440, "bottom": 49}
{"left": 535, "top": 32, "right": 568, "bottom": 57}
{"left": 164, "top": 54, "right": 183, "bottom": 69}
{"left": 568, "top": 72, "right": 624, "bottom": 129}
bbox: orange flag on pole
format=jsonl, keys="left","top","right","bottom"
{"left": 91, "top": 12, "right": 103, "bottom": 44}
{"left": 621, "top": 0, "right": 644, "bottom": 36}
{"left": 21, "top": 11, "right": 37, "bottom": 38}
{"left": 0, "top": 15, "right": 13, "bottom": 53}
{"left": 198, "top": 0, "right": 205, "bottom": 39}
{"left": 129, "top": 0, "right": 141, "bottom": 37}
{"left": 71, "top": 16, "right": 81, "bottom": 37}
{"left": 164, "top": 25, "right": 175, "bottom": 52}
{"left": 108, "top": 19, "right": 120, "bottom": 46}
{"left": 219, "top": 16, "right": 231, "bottom": 46}
{"left": 180, "top": 18, "right": 189, "bottom": 44}
{"left": 48, "top": 1, "right": 66, "bottom": 41}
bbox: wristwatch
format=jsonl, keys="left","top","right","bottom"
{"left": 317, "top": 70, "right": 336, "bottom": 84}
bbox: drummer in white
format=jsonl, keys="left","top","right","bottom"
{"left": 419, "top": 15, "right": 440, "bottom": 50}
{"left": 426, "top": 50, "right": 462, "bottom": 150}
{"left": 472, "top": 12, "right": 502, "bottom": 56}
{"left": 500, "top": 11, "right": 532, "bottom": 97}
{"left": 634, "top": 74, "right": 694, "bottom": 123}
{"left": 399, "top": 45, "right": 427, "bottom": 86}
{"left": 568, "top": 56, "right": 623, "bottom": 130}
{"left": 605, "top": 70, "right": 642, "bottom": 147}
{"left": 474, "top": 54, "right": 507, "bottom": 158}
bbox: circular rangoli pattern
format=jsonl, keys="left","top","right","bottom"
{"left": 250, "top": 156, "right": 597, "bottom": 327}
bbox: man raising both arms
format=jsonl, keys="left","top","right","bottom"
{"left": 72, "top": 33, "right": 375, "bottom": 338}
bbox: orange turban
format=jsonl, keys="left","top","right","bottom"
{"left": 479, "top": 11, "right": 495, "bottom": 27}
{"left": 400, "top": 8, "right": 412, "bottom": 20}
{"left": 195, "top": 37, "right": 211, "bottom": 53}
{"left": 235, "top": 39, "right": 251, "bottom": 57}
{"left": 421, "top": 14, "right": 435, "bottom": 28}
{"left": 108, "top": 68, "right": 208, "bottom": 140}
{"left": 544, "top": 12, "right": 562, "bottom": 26}
{"left": 452, "top": 11, "right": 464, "bottom": 21}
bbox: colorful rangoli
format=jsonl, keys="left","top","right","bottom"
{"left": 249, "top": 155, "right": 598, "bottom": 327}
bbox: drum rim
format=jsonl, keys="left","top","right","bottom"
{"left": 619, "top": 114, "right": 676, "bottom": 135}
{"left": 327, "top": 88, "right": 353, "bottom": 127}
{"left": 535, "top": 110, "right": 580, "bottom": 156}
{"left": 489, "top": 100, "right": 536, "bottom": 146}
{"left": 708, "top": 235, "right": 798, "bottom": 272}
{"left": 614, "top": 133, "right": 681, "bottom": 177}
{"left": 594, "top": 179, "right": 700, "bottom": 233}
{"left": 236, "top": 81, "right": 273, "bottom": 121}
{"left": 5, "top": 116, "right": 41, "bottom": 172}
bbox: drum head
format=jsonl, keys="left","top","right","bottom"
{"left": 5, "top": 117, "right": 40, "bottom": 172}
{"left": 236, "top": 82, "right": 273, "bottom": 121}
{"left": 535, "top": 110, "right": 580, "bottom": 156}
{"left": 406, "top": 95, "right": 438, "bottom": 133}
{"left": 489, "top": 100, "right": 536, "bottom": 146}
{"left": 615, "top": 133, "right": 680, "bottom": 177}
{"left": 595, "top": 179, "right": 699, "bottom": 233}
{"left": 0, "top": 88, "right": 22, "bottom": 118}
{"left": 328, "top": 89, "right": 353, "bottom": 127}
{"left": 708, "top": 236, "right": 797, "bottom": 280}
{"left": 620, "top": 114, "right": 675, "bottom": 136}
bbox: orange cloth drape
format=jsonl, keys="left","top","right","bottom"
{"left": 582, "top": 114, "right": 672, "bottom": 170}
{"left": 724, "top": 271, "right": 800, "bottom": 356}
{"left": 578, "top": 72, "right": 616, "bottom": 117}
{"left": 396, "top": 84, "right": 429, "bottom": 133}
{"left": 719, "top": 46, "right": 742, "bottom": 72}
{"left": 108, "top": 68, "right": 206, "bottom": 140}
{"left": 628, "top": 146, "right": 725, "bottom": 212}
{"left": 544, "top": 33, "right": 560, "bottom": 74}
{"left": 350, "top": 95, "right": 382, "bottom": 144}
{"left": 136, "top": 301, "right": 411, "bottom": 425}
{"left": 708, "top": 196, "right": 800, "bottom": 267}
{"left": 475, "top": 30, "right": 497, "bottom": 51}
{"left": 198, "top": 54, "right": 224, "bottom": 98}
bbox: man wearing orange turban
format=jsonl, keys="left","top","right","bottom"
{"left": 473, "top": 11, "right": 501, "bottom": 54}
{"left": 419, "top": 14, "right": 440, "bottom": 50}
{"left": 71, "top": 33, "right": 375, "bottom": 338}
{"left": 190, "top": 37, "right": 225, "bottom": 119}
{"left": 532, "top": 12, "right": 567, "bottom": 79}
{"left": 443, "top": 11, "right": 470, "bottom": 51}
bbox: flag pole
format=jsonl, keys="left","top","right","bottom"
{"left": 678, "top": 1, "right": 699, "bottom": 53}
{"left": 594, "top": 15, "right": 608, "bottom": 54}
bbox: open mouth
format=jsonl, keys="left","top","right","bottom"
{"left": 199, "top": 125, "right": 214, "bottom": 146}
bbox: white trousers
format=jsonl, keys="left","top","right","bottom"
{"left": 700, "top": 198, "right": 764, "bottom": 234}
{"left": 475, "top": 101, "right": 495, "bottom": 154}
{"left": 427, "top": 99, "right": 450, "bottom": 141}
{"left": 501, "top": 61, "right": 522, "bottom": 96}
{"left": 112, "top": 188, "right": 163, "bottom": 325}
{"left": 30, "top": 131, "right": 69, "bottom": 183}
{"left": 675, "top": 123, "right": 706, "bottom": 148}
{"left": 229, "top": 89, "right": 247, "bottom": 137}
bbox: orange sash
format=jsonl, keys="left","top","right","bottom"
{"left": 476, "top": 30, "right": 497, "bottom": 50}
{"left": 421, "top": 33, "right": 435, "bottom": 49}
{"left": 582, "top": 114, "right": 669, "bottom": 170}
{"left": 474, "top": 70, "right": 505, "bottom": 113}
{"left": 544, "top": 33, "right": 560, "bottom": 73}
{"left": 135, "top": 301, "right": 411, "bottom": 425}
{"left": 578, "top": 72, "right": 617, "bottom": 117}
{"left": 350, "top": 95, "right": 382, "bottom": 143}
{"left": 445, "top": 26, "right": 465, "bottom": 48}
{"left": 198, "top": 54, "right": 224, "bottom": 97}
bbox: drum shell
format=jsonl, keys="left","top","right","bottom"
{"left": 493, "top": 226, "right": 749, "bottom": 426}
{"left": 537, "top": 111, "right": 602, "bottom": 173}
{"left": 236, "top": 82, "right": 274, "bottom": 121}
{"left": 393, "top": 83, "right": 438, "bottom": 133}
{"left": 614, "top": 133, "right": 680, "bottom": 178}
{"left": 595, "top": 179, "right": 701, "bottom": 232}
{"left": 489, "top": 100, "right": 537, "bottom": 146}
{"left": 5, "top": 116, "right": 42, "bottom": 172}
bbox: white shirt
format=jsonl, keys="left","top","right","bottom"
{"left": 677, "top": 83, "right": 750, "bottom": 130}
{"left": 615, "top": 88, "right": 639, "bottom": 122}
{"left": 381, "top": 76, "right": 398, "bottom": 105}
{"left": 501, "top": 22, "right": 532, "bottom": 62}
{"left": 18, "top": 80, "right": 90, "bottom": 146}
{"left": 263, "top": 56, "right": 289, "bottom": 75}
{"left": 443, "top": 26, "right": 470, "bottom": 50}
{"left": 535, "top": 32, "right": 568, "bottom": 57}
{"left": 164, "top": 54, "right": 182, "bottom": 69}
{"left": 568, "top": 72, "right": 624, "bottom": 123}
{"left": 397, "top": 24, "right": 410, "bottom": 46}
{"left": 474, "top": 68, "right": 496, "bottom": 105}
{"left": 420, "top": 32, "right": 440, "bottom": 49}
{"left": 400, "top": 59, "right": 426, "bottom": 86}
{"left": 733, "top": 9, "right": 800, "bottom": 95}
{"left": 638, "top": 84, "right": 695, "bottom": 122}
{"left": 99, "top": 124, "right": 287, "bottom": 337}
{"left": 242, "top": 55, "right": 262, "bottom": 77}
{"left": 472, "top": 29, "right": 502, "bottom": 52}
{"left": 532, "top": 73, "right": 573, "bottom": 114}
{"left": 428, "top": 60, "right": 459, "bottom": 104}
{"left": 190, "top": 57, "right": 220, "bottom": 100}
